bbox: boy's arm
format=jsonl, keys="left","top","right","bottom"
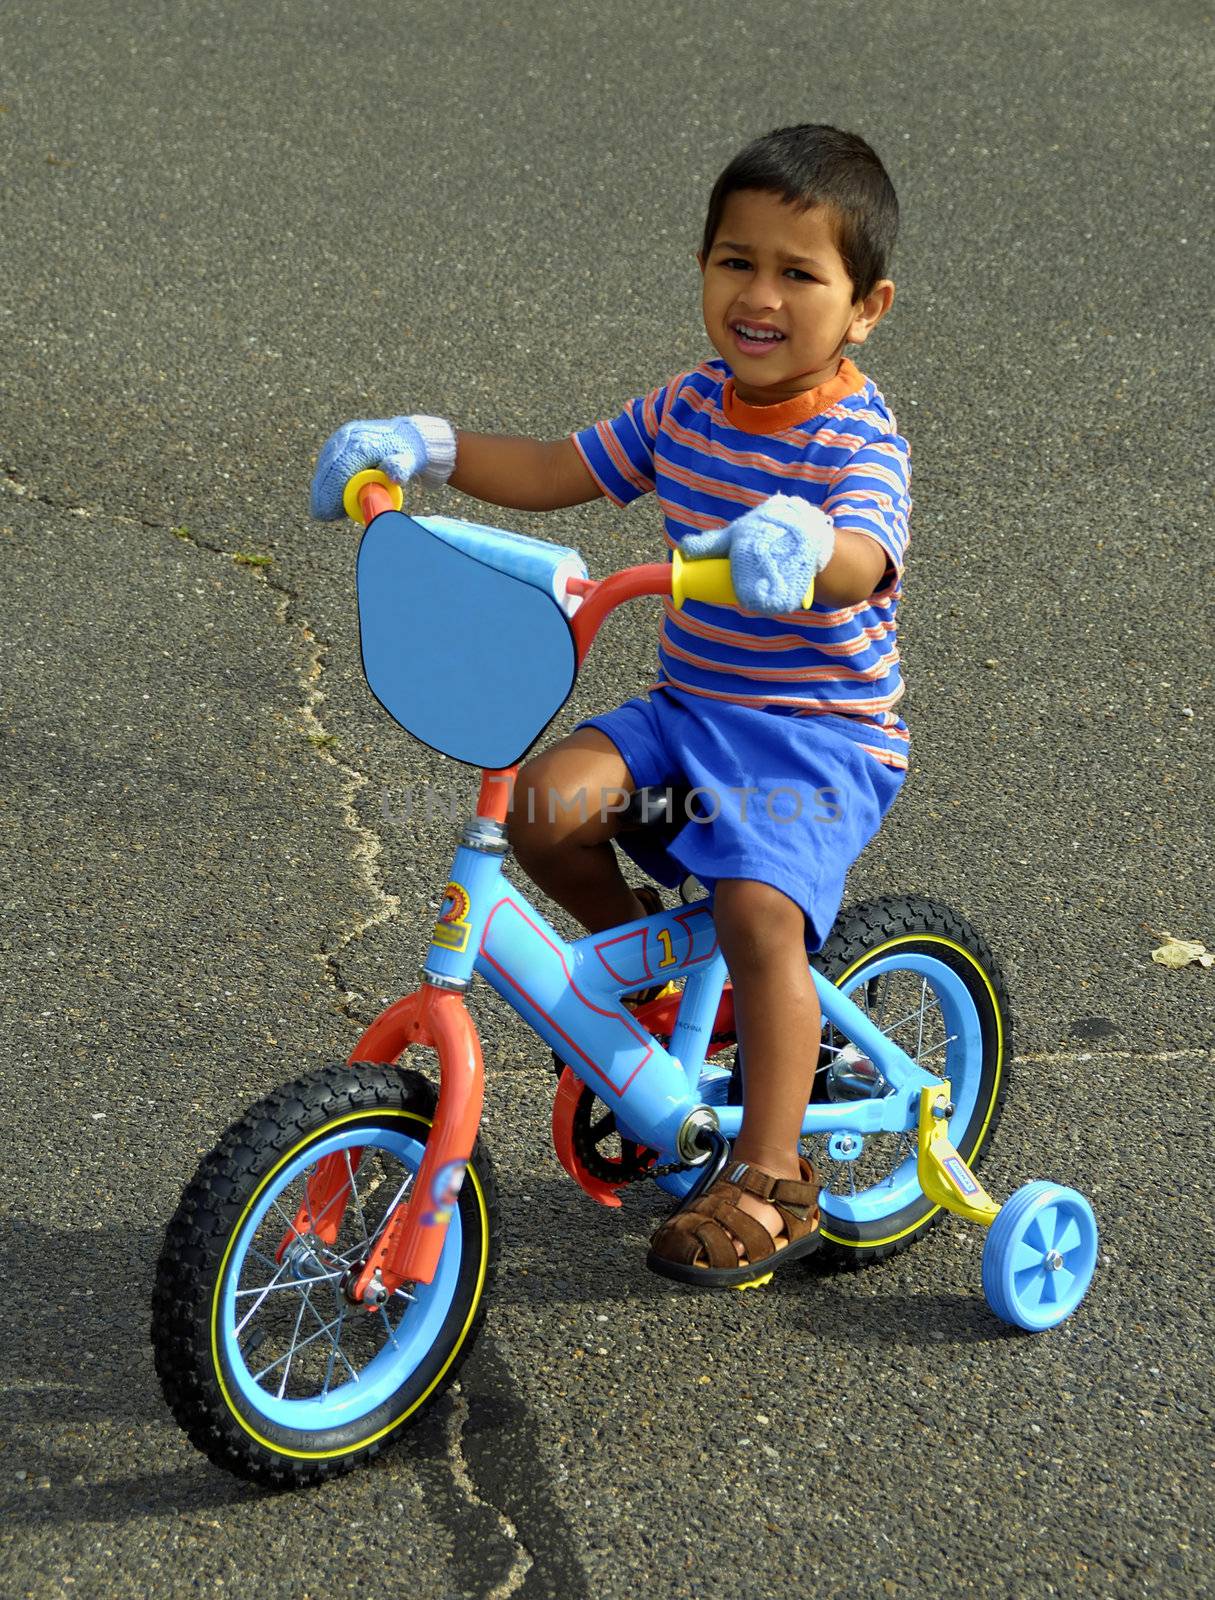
{"left": 812, "top": 529, "right": 890, "bottom": 608}
{"left": 681, "top": 495, "right": 891, "bottom": 614}
{"left": 448, "top": 433, "right": 602, "bottom": 511}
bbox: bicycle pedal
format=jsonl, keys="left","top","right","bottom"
{"left": 732, "top": 1270, "right": 774, "bottom": 1292}
{"left": 623, "top": 979, "right": 681, "bottom": 1010}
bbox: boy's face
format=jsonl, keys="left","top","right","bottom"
{"left": 699, "top": 189, "right": 893, "bottom": 405}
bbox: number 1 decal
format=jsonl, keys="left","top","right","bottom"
{"left": 656, "top": 927, "right": 677, "bottom": 969}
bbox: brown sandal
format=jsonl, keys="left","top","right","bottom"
{"left": 646, "top": 1156, "right": 822, "bottom": 1289}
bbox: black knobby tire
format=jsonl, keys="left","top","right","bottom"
{"left": 805, "top": 894, "right": 1012, "bottom": 1264}
{"left": 151, "top": 1061, "right": 498, "bottom": 1487}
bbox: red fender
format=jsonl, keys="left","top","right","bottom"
{"left": 551, "top": 1066, "right": 625, "bottom": 1208}
{"left": 550, "top": 984, "right": 736, "bottom": 1208}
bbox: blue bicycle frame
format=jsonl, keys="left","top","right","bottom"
{"left": 422, "top": 826, "right": 944, "bottom": 1161}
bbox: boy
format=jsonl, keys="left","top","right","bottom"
{"left": 311, "top": 124, "right": 909, "bottom": 1288}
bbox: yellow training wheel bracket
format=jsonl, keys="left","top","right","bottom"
{"left": 342, "top": 469, "right": 404, "bottom": 525}
{"left": 670, "top": 548, "right": 814, "bottom": 612}
{"left": 917, "top": 1083, "right": 1002, "bottom": 1228}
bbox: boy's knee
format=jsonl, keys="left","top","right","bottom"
{"left": 506, "top": 760, "right": 550, "bottom": 856}
{"left": 506, "top": 757, "right": 591, "bottom": 857}
{"left": 713, "top": 880, "right": 806, "bottom": 968}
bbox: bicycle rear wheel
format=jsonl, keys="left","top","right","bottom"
{"left": 807, "top": 895, "right": 1011, "bottom": 1262}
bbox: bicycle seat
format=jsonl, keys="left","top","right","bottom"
{"left": 618, "top": 786, "right": 708, "bottom": 901}
{"left": 619, "top": 785, "right": 697, "bottom": 837}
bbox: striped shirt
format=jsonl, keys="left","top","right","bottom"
{"left": 572, "top": 357, "right": 911, "bottom": 770}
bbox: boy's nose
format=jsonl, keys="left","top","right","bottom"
{"left": 738, "top": 274, "right": 782, "bottom": 312}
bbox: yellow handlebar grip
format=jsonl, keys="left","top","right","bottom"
{"left": 670, "top": 547, "right": 815, "bottom": 611}
{"left": 671, "top": 549, "right": 735, "bottom": 610}
{"left": 342, "top": 469, "right": 404, "bottom": 524}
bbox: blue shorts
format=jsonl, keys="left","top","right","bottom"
{"left": 579, "top": 688, "right": 905, "bottom": 952}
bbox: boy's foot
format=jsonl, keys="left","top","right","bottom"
{"left": 646, "top": 1156, "right": 821, "bottom": 1288}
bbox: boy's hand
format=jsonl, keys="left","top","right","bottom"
{"left": 309, "top": 414, "right": 457, "bottom": 520}
{"left": 680, "top": 493, "right": 835, "bottom": 614}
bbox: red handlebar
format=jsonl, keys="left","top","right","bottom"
{"left": 358, "top": 480, "right": 398, "bottom": 522}
{"left": 356, "top": 479, "right": 671, "bottom": 665}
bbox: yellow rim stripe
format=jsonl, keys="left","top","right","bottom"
{"left": 821, "top": 932, "right": 1005, "bottom": 1251}
{"left": 209, "top": 1106, "right": 489, "bottom": 1461}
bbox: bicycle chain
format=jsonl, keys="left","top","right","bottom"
{"left": 558, "top": 1030, "right": 738, "bottom": 1186}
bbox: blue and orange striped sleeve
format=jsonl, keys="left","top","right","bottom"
{"left": 822, "top": 433, "right": 912, "bottom": 588}
{"left": 570, "top": 379, "right": 673, "bottom": 507}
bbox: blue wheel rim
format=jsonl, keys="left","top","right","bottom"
{"left": 816, "top": 951, "right": 987, "bottom": 1227}
{"left": 983, "top": 1181, "right": 1098, "bottom": 1330}
{"left": 217, "top": 1123, "right": 464, "bottom": 1431}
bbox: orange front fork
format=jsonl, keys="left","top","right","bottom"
{"left": 276, "top": 985, "right": 485, "bottom": 1296}
{"left": 278, "top": 475, "right": 488, "bottom": 1297}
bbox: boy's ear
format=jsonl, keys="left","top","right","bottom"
{"left": 696, "top": 249, "right": 706, "bottom": 274}
{"left": 847, "top": 279, "right": 895, "bottom": 345}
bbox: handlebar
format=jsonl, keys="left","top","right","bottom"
{"left": 346, "top": 470, "right": 813, "bottom": 662}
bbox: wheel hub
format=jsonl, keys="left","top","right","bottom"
{"left": 338, "top": 1261, "right": 390, "bottom": 1307}
{"left": 824, "top": 1044, "right": 892, "bottom": 1101}
{"left": 283, "top": 1233, "right": 328, "bottom": 1280}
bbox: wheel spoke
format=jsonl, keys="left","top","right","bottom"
{"left": 1025, "top": 1212, "right": 1052, "bottom": 1254}
{"left": 252, "top": 1299, "right": 357, "bottom": 1388}
{"left": 873, "top": 971, "right": 891, "bottom": 1028}
{"left": 270, "top": 1197, "right": 312, "bottom": 1249}
{"left": 320, "top": 1301, "right": 348, "bottom": 1398}
{"left": 1011, "top": 1239, "right": 1043, "bottom": 1276}
{"left": 234, "top": 1270, "right": 342, "bottom": 1301}
{"left": 915, "top": 975, "right": 928, "bottom": 1063}
{"left": 344, "top": 1148, "right": 372, "bottom": 1247}
{"left": 274, "top": 1291, "right": 313, "bottom": 1399}
{"left": 1053, "top": 1213, "right": 1083, "bottom": 1257}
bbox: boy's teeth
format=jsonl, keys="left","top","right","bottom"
{"left": 738, "top": 325, "right": 782, "bottom": 340}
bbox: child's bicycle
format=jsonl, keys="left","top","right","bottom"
{"left": 152, "top": 472, "right": 1098, "bottom": 1486}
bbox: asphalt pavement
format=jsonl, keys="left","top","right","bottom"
{"left": 2, "top": 2, "right": 1213, "bottom": 1597}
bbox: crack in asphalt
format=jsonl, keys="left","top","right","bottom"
{"left": 4, "top": 463, "right": 571, "bottom": 1581}
{"left": 445, "top": 1385, "right": 536, "bottom": 1599}
{"left": 286, "top": 604, "right": 403, "bottom": 1028}
{"left": 2, "top": 464, "right": 402, "bottom": 1031}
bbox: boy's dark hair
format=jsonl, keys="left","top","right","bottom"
{"left": 701, "top": 124, "right": 898, "bottom": 297}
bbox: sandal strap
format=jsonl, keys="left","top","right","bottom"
{"left": 653, "top": 1208, "right": 774, "bottom": 1269}
{"left": 650, "top": 1156, "right": 821, "bottom": 1269}
{"left": 684, "top": 1195, "right": 776, "bottom": 1262}
{"left": 724, "top": 1158, "right": 820, "bottom": 1220}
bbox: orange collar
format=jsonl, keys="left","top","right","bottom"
{"left": 721, "top": 357, "right": 866, "bottom": 434}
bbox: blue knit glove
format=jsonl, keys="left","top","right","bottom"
{"left": 679, "top": 494, "right": 836, "bottom": 614}
{"left": 309, "top": 414, "right": 457, "bottom": 520}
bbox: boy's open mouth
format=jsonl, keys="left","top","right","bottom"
{"left": 730, "top": 320, "right": 786, "bottom": 354}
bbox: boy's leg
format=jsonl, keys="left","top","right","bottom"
{"left": 712, "top": 878, "right": 822, "bottom": 1246}
{"left": 508, "top": 728, "right": 646, "bottom": 935}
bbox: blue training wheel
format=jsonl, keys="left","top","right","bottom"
{"left": 982, "top": 1180, "right": 1098, "bottom": 1331}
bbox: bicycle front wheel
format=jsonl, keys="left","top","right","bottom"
{"left": 152, "top": 1062, "right": 497, "bottom": 1486}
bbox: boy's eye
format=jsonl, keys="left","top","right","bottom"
{"left": 716, "top": 257, "right": 816, "bottom": 282}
